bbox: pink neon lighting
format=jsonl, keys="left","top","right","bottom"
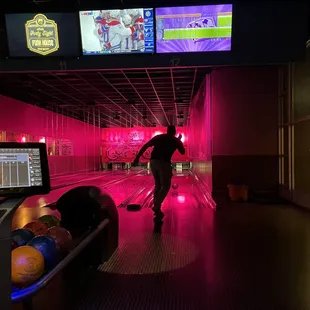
{"left": 101, "top": 127, "right": 188, "bottom": 163}
{"left": 153, "top": 131, "right": 163, "bottom": 137}
{"left": 177, "top": 195, "right": 185, "bottom": 203}
{"left": 21, "top": 136, "right": 26, "bottom": 143}
{"left": 39, "top": 137, "right": 46, "bottom": 143}
{"left": 179, "top": 133, "right": 186, "bottom": 143}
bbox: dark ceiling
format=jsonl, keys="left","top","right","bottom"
{"left": 0, "top": 0, "right": 211, "bottom": 128}
{"left": 0, "top": 67, "right": 209, "bottom": 127}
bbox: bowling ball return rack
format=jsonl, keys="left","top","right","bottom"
{"left": 0, "top": 142, "right": 120, "bottom": 310}
{"left": 0, "top": 186, "right": 119, "bottom": 310}
{"left": 12, "top": 186, "right": 119, "bottom": 310}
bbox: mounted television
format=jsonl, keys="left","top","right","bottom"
{"left": 155, "top": 4, "right": 233, "bottom": 53}
{"left": 79, "top": 8, "right": 154, "bottom": 55}
{"left": 5, "top": 13, "right": 80, "bottom": 57}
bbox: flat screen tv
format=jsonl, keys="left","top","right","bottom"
{"left": 155, "top": 4, "right": 233, "bottom": 53}
{"left": 79, "top": 8, "right": 154, "bottom": 55}
{"left": 5, "top": 13, "right": 80, "bottom": 57}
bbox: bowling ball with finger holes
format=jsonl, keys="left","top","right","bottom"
{"left": 172, "top": 183, "right": 178, "bottom": 190}
{"left": 38, "top": 215, "right": 60, "bottom": 228}
{"left": 11, "top": 246, "right": 45, "bottom": 288}
{"left": 23, "top": 220, "right": 48, "bottom": 236}
{"left": 46, "top": 226, "right": 72, "bottom": 254}
{"left": 27, "top": 235, "right": 60, "bottom": 270}
{"left": 11, "top": 229, "right": 35, "bottom": 247}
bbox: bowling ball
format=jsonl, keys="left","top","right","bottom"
{"left": 172, "top": 183, "right": 178, "bottom": 190}
{"left": 27, "top": 235, "right": 60, "bottom": 270}
{"left": 12, "top": 285, "right": 20, "bottom": 293}
{"left": 11, "top": 246, "right": 45, "bottom": 287}
{"left": 171, "top": 191, "right": 178, "bottom": 198}
{"left": 12, "top": 240, "right": 18, "bottom": 250}
{"left": 46, "top": 226, "right": 72, "bottom": 253}
{"left": 38, "top": 215, "right": 60, "bottom": 228}
{"left": 11, "top": 229, "right": 35, "bottom": 247}
{"left": 23, "top": 221, "right": 48, "bottom": 236}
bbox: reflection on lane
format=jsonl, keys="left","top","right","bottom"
{"left": 104, "top": 173, "right": 153, "bottom": 206}
{"left": 19, "top": 170, "right": 143, "bottom": 209}
{"left": 12, "top": 171, "right": 149, "bottom": 230}
{"left": 51, "top": 171, "right": 127, "bottom": 189}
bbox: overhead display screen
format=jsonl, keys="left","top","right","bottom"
{"left": 79, "top": 8, "right": 154, "bottom": 55}
{"left": 156, "top": 4, "right": 232, "bottom": 53}
{"left": 5, "top": 13, "right": 80, "bottom": 57}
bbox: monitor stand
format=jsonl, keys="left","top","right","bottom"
{"left": 0, "top": 197, "right": 26, "bottom": 310}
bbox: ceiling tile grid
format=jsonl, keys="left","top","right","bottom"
{"left": 0, "top": 67, "right": 208, "bottom": 128}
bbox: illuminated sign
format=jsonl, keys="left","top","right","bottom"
{"left": 25, "top": 14, "right": 59, "bottom": 56}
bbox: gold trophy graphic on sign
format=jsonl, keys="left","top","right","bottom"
{"left": 25, "top": 14, "right": 59, "bottom": 56}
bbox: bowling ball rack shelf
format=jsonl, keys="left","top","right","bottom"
{"left": 12, "top": 218, "right": 110, "bottom": 307}
{"left": 0, "top": 187, "right": 119, "bottom": 310}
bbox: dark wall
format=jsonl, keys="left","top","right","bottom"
{"left": 292, "top": 46, "right": 310, "bottom": 207}
{"left": 211, "top": 66, "right": 279, "bottom": 193}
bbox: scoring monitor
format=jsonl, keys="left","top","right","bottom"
{"left": 0, "top": 143, "right": 50, "bottom": 197}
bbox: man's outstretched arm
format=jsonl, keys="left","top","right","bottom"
{"left": 133, "top": 138, "right": 156, "bottom": 164}
{"left": 177, "top": 135, "right": 185, "bottom": 155}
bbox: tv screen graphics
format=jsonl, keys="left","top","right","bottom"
{"left": 5, "top": 13, "right": 80, "bottom": 57}
{"left": 79, "top": 8, "right": 154, "bottom": 55}
{"left": 156, "top": 4, "right": 233, "bottom": 53}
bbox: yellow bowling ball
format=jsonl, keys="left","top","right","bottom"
{"left": 11, "top": 246, "right": 45, "bottom": 287}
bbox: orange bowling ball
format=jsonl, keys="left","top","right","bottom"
{"left": 11, "top": 246, "right": 45, "bottom": 287}
{"left": 23, "top": 221, "right": 48, "bottom": 236}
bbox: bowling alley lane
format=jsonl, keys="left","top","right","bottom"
{"left": 50, "top": 170, "right": 117, "bottom": 188}
{"left": 11, "top": 170, "right": 145, "bottom": 230}
{"left": 75, "top": 172, "right": 215, "bottom": 308}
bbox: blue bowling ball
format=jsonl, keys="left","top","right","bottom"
{"left": 27, "top": 235, "right": 60, "bottom": 270}
{"left": 11, "top": 229, "right": 35, "bottom": 247}
{"left": 12, "top": 286, "right": 20, "bottom": 294}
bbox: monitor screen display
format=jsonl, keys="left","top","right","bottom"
{"left": 79, "top": 8, "right": 154, "bottom": 55}
{"left": 156, "top": 4, "right": 232, "bottom": 53}
{"left": 5, "top": 13, "right": 80, "bottom": 57}
{"left": 0, "top": 143, "right": 51, "bottom": 197}
{"left": 0, "top": 148, "right": 44, "bottom": 188}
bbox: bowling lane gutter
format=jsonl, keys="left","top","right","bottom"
{"left": 189, "top": 170, "right": 217, "bottom": 209}
{"left": 11, "top": 174, "right": 152, "bottom": 304}
{"left": 118, "top": 178, "right": 154, "bottom": 208}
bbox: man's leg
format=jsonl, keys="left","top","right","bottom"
{"left": 155, "top": 162, "right": 172, "bottom": 211}
{"left": 150, "top": 160, "right": 161, "bottom": 212}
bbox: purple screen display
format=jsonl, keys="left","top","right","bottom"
{"left": 156, "top": 5, "right": 233, "bottom": 53}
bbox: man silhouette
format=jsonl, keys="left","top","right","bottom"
{"left": 133, "top": 125, "right": 185, "bottom": 218}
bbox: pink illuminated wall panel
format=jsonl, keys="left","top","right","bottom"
{"left": 101, "top": 127, "right": 189, "bottom": 162}
{"left": 187, "top": 76, "right": 212, "bottom": 162}
{"left": 0, "top": 95, "right": 101, "bottom": 175}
